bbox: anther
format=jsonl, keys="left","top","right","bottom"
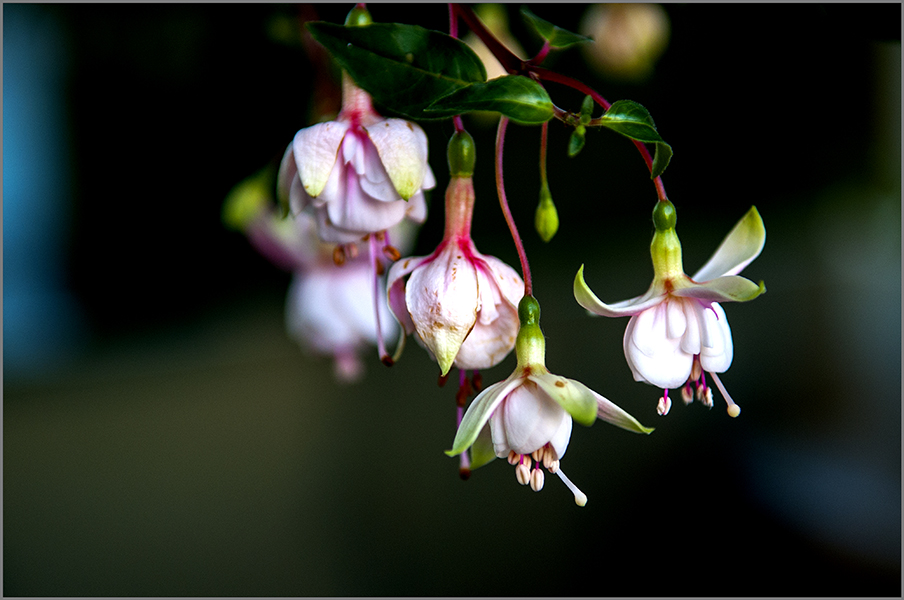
{"left": 691, "top": 357, "right": 702, "bottom": 382}
{"left": 345, "top": 243, "right": 359, "bottom": 260}
{"left": 681, "top": 384, "right": 693, "bottom": 405}
{"left": 530, "top": 467, "right": 545, "bottom": 492}
{"left": 383, "top": 244, "right": 401, "bottom": 262}
{"left": 657, "top": 392, "right": 672, "bottom": 416}
{"left": 471, "top": 371, "right": 483, "bottom": 393}
{"left": 507, "top": 451, "right": 519, "bottom": 466}
{"left": 375, "top": 259, "right": 385, "bottom": 276}
{"left": 380, "top": 354, "right": 394, "bottom": 367}
{"left": 531, "top": 447, "right": 546, "bottom": 463}
{"left": 703, "top": 387, "right": 714, "bottom": 408}
{"left": 332, "top": 246, "right": 346, "bottom": 266}
{"left": 374, "top": 230, "right": 386, "bottom": 242}
{"left": 515, "top": 462, "right": 531, "bottom": 486}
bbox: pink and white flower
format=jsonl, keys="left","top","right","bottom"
{"left": 387, "top": 175, "right": 523, "bottom": 376}
{"left": 574, "top": 202, "right": 766, "bottom": 416}
{"left": 278, "top": 75, "right": 436, "bottom": 244}
{"left": 446, "top": 295, "right": 653, "bottom": 505}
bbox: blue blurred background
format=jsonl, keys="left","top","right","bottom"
{"left": 4, "top": 3, "right": 901, "bottom": 596}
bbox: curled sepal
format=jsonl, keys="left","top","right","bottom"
{"left": 673, "top": 276, "right": 766, "bottom": 303}
{"left": 574, "top": 264, "right": 663, "bottom": 318}
{"left": 520, "top": 6, "right": 593, "bottom": 49}
{"left": 469, "top": 424, "right": 496, "bottom": 470}
{"left": 445, "top": 379, "right": 519, "bottom": 457}
{"left": 527, "top": 371, "right": 598, "bottom": 427}
{"left": 691, "top": 206, "right": 766, "bottom": 282}
{"left": 592, "top": 390, "right": 655, "bottom": 435}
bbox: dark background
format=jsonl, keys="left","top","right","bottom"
{"left": 4, "top": 3, "right": 901, "bottom": 597}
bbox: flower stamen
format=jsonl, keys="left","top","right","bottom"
{"left": 657, "top": 389, "right": 671, "bottom": 416}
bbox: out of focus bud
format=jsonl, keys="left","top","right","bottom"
{"left": 579, "top": 4, "right": 670, "bottom": 82}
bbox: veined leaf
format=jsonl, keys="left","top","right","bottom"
{"left": 426, "top": 75, "right": 553, "bottom": 124}
{"left": 307, "top": 21, "right": 487, "bottom": 120}
{"left": 521, "top": 6, "right": 592, "bottom": 49}
{"left": 599, "top": 99, "right": 672, "bottom": 178}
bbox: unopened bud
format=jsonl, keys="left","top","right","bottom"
{"left": 447, "top": 130, "right": 476, "bottom": 177}
{"left": 568, "top": 125, "right": 586, "bottom": 157}
{"left": 344, "top": 5, "right": 372, "bottom": 26}
{"left": 535, "top": 187, "right": 559, "bottom": 243}
{"left": 579, "top": 95, "right": 594, "bottom": 125}
{"left": 652, "top": 199, "right": 677, "bottom": 232}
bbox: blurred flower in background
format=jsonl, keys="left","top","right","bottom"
{"left": 579, "top": 3, "right": 670, "bottom": 82}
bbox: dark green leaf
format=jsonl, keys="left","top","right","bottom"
{"left": 307, "top": 22, "right": 486, "bottom": 120}
{"left": 652, "top": 143, "right": 672, "bottom": 179}
{"left": 520, "top": 6, "right": 593, "bottom": 49}
{"left": 426, "top": 75, "right": 553, "bottom": 124}
{"left": 568, "top": 126, "right": 585, "bottom": 157}
{"left": 599, "top": 100, "right": 672, "bottom": 178}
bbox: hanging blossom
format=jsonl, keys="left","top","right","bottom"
{"left": 387, "top": 131, "right": 523, "bottom": 376}
{"left": 446, "top": 295, "right": 653, "bottom": 506}
{"left": 223, "top": 169, "right": 409, "bottom": 382}
{"left": 574, "top": 200, "right": 766, "bottom": 417}
{"left": 277, "top": 72, "right": 436, "bottom": 247}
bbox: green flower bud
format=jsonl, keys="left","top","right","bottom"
{"left": 568, "top": 125, "right": 586, "bottom": 157}
{"left": 515, "top": 295, "right": 546, "bottom": 368}
{"left": 518, "top": 294, "right": 540, "bottom": 327}
{"left": 579, "top": 95, "right": 594, "bottom": 125}
{"left": 345, "top": 5, "right": 372, "bottom": 27}
{"left": 447, "top": 130, "right": 476, "bottom": 177}
{"left": 535, "top": 186, "right": 559, "bottom": 242}
{"left": 652, "top": 198, "right": 677, "bottom": 232}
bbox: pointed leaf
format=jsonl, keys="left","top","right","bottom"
{"left": 520, "top": 6, "right": 593, "bottom": 49}
{"left": 599, "top": 99, "right": 664, "bottom": 143}
{"left": 307, "top": 22, "right": 487, "bottom": 121}
{"left": 651, "top": 142, "right": 672, "bottom": 179}
{"left": 426, "top": 75, "right": 553, "bottom": 124}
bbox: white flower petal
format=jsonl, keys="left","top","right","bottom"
{"left": 491, "top": 381, "right": 568, "bottom": 457}
{"left": 365, "top": 118, "right": 430, "bottom": 199}
{"left": 624, "top": 305, "right": 693, "bottom": 388}
{"left": 699, "top": 303, "right": 734, "bottom": 373}
{"left": 293, "top": 121, "right": 348, "bottom": 198}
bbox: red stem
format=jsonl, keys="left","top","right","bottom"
{"left": 452, "top": 4, "right": 523, "bottom": 73}
{"left": 495, "top": 117, "right": 532, "bottom": 296}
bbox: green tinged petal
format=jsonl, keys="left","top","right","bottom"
{"left": 593, "top": 390, "right": 655, "bottom": 434}
{"left": 691, "top": 206, "right": 766, "bottom": 282}
{"left": 673, "top": 275, "right": 766, "bottom": 303}
{"left": 528, "top": 372, "right": 598, "bottom": 427}
{"left": 469, "top": 425, "right": 497, "bottom": 470}
{"left": 445, "top": 379, "right": 517, "bottom": 457}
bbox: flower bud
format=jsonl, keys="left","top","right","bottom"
{"left": 447, "top": 130, "right": 476, "bottom": 177}
{"left": 344, "top": 5, "right": 372, "bottom": 26}
{"left": 534, "top": 186, "right": 559, "bottom": 243}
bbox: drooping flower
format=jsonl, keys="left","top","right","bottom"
{"left": 223, "top": 169, "right": 407, "bottom": 382}
{"left": 574, "top": 200, "right": 766, "bottom": 416}
{"left": 446, "top": 295, "right": 654, "bottom": 506}
{"left": 387, "top": 132, "right": 523, "bottom": 376}
{"left": 278, "top": 73, "right": 436, "bottom": 245}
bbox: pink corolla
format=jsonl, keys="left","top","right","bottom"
{"left": 387, "top": 162, "right": 523, "bottom": 377}
{"left": 446, "top": 295, "right": 653, "bottom": 506}
{"left": 278, "top": 74, "right": 436, "bottom": 245}
{"left": 574, "top": 201, "right": 766, "bottom": 417}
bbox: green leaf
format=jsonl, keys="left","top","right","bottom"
{"left": 425, "top": 75, "right": 553, "bottom": 124}
{"left": 599, "top": 100, "right": 672, "bottom": 178}
{"left": 307, "top": 22, "right": 487, "bottom": 121}
{"left": 520, "top": 6, "right": 592, "bottom": 49}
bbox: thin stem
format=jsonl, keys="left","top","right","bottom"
{"left": 539, "top": 120, "right": 549, "bottom": 190}
{"left": 495, "top": 117, "right": 532, "bottom": 297}
{"left": 533, "top": 66, "right": 668, "bottom": 201}
{"left": 448, "top": 3, "right": 458, "bottom": 38}
{"left": 452, "top": 3, "right": 522, "bottom": 73}
{"left": 528, "top": 40, "right": 551, "bottom": 66}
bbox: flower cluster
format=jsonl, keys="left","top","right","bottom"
{"left": 224, "top": 4, "right": 767, "bottom": 507}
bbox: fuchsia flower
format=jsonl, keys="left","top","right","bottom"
{"left": 387, "top": 173, "right": 523, "bottom": 376}
{"left": 223, "top": 169, "right": 406, "bottom": 382}
{"left": 574, "top": 201, "right": 766, "bottom": 416}
{"left": 278, "top": 74, "right": 436, "bottom": 244}
{"left": 446, "top": 295, "right": 653, "bottom": 506}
